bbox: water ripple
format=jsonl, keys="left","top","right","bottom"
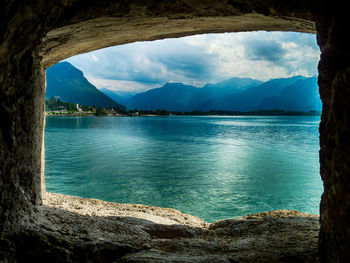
{"left": 45, "top": 116, "right": 322, "bottom": 222}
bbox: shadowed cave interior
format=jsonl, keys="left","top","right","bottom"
{"left": 1, "top": 1, "right": 350, "bottom": 262}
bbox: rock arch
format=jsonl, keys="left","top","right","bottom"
{"left": 1, "top": 1, "right": 349, "bottom": 262}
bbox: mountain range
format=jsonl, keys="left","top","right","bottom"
{"left": 46, "top": 62, "right": 321, "bottom": 113}
{"left": 121, "top": 76, "right": 321, "bottom": 112}
{"left": 46, "top": 62, "right": 125, "bottom": 110}
{"left": 194, "top": 75, "right": 319, "bottom": 112}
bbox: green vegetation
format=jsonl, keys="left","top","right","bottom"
{"left": 45, "top": 97, "right": 78, "bottom": 112}
{"left": 95, "top": 107, "right": 108, "bottom": 116}
{"left": 45, "top": 97, "right": 126, "bottom": 116}
{"left": 135, "top": 109, "right": 170, "bottom": 116}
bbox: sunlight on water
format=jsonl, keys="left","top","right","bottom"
{"left": 45, "top": 116, "right": 322, "bottom": 222}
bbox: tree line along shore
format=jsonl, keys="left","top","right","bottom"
{"left": 46, "top": 97, "right": 321, "bottom": 117}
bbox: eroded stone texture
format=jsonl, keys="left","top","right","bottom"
{"left": 41, "top": 14, "right": 316, "bottom": 68}
{"left": 38, "top": 0, "right": 317, "bottom": 67}
{"left": 0, "top": 49, "right": 45, "bottom": 232}
{"left": 37, "top": 193, "right": 319, "bottom": 263}
{"left": 317, "top": 1, "right": 350, "bottom": 262}
{"left": 0, "top": 193, "right": 320, "bottom": 262}
{"left": 0, "top": 0, "right": 349, "bottom": 262}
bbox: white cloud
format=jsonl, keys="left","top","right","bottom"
{"left": 65, "top": 31, "right": 320, "bottom": 92}
{"left": 86, "top": 76, "right": 159, "bottom": 92}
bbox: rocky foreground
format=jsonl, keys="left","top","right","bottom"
{"left": 9, "top": 193, "right": 319, "bottom": 262}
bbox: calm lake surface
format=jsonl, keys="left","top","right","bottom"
{"left": 45, "top": 115, "right": 322, "bottom": 222}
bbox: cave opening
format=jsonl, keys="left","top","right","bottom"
{"left": 3, "top": 1, "right": 350, "bottom": 260}
{"left": 43, "top": 31, "right": 323, "bottom": 222}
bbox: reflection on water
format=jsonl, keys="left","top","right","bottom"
{"left": 45, "top": 115, "right": 322, "bottom": 222}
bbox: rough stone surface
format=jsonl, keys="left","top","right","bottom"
{"left": 41, "top": 14, "right": 316, "bottom": 68}
{"left": 316, "top": 1, "right": 350, "bottom": 262}
{"left": 0, "top": 193, "right": 320, "bottom": 262}
{"left": 34, "top": 193, "right": 319, "bottom": 262}
{"left": 0, "top": 0, "right": 350, "bottom": 262}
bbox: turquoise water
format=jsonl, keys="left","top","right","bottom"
{"left": 45, "top": 116, "right": 322, "bottom": 222}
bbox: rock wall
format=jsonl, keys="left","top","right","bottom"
{"left": 317, "top": 1, "right": 350, "bottom": 262}
{"left": 0, "top": 0, "right": 349, "bottom": 262}
{"left": 0, "top": 34, "right": 45, "bottom": 234}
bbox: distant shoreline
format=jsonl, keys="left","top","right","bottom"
{"left": 171, "top": 110, "right": 321, "bottom": 116}
{"left": 46, "top": 109, "right": 321, "bottom": 117}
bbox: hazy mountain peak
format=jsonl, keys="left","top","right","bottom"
{"left": 162, "top": 82, "right": 195, "bottom": 89}
{"left": 204, "top": 77, "right": 262, "bottom": 89}
{"left": 259, "top": 76, "right": 321, "bottom": 111}
{"left": 266, "top": 75, "right": 305, "bottom": 83}
{"left": 46, "top": 62, "right": 126, "bottom": 109}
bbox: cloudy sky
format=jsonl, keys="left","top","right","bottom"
{"left": 65, "top": 31, "right": 320, "bottom": 93}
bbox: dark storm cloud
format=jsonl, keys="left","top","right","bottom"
{"left": 244, "top": 40, "right": 287, "bottom": 63}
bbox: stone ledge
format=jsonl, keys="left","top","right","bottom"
{"left": 8, "top": 192, "right": 319, "bottom": 262}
